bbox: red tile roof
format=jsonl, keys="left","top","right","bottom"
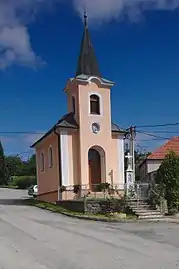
{"left": 147, "top": 136, "right": 179, "bottom": 160}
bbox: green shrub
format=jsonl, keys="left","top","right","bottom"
{"left": 60, "top": 186, "right": 66, "bottom": 193}
{"left": 12, "top": 176, "right": 36, "bottom": 189}
{"left": 73, "top": 184, "right": 81, "bottom": 194}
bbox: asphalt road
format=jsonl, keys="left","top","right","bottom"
{"left": 0, "top": 188, "right": 179, "bottom": 269}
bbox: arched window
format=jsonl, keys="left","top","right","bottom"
{"left": 40, "top": 152, "right": 44, "bottom": 172}
{"left": 72, "top": 96, "right": 75, "bottom": 113}
{"left": 90, "top": 94, "right": 100, "bottom": 115}
{"left": 48, "top": 147, "right": 53, "bottom": 168}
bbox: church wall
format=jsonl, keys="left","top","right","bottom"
{"left": 76, "top": 81, "right": 124, "bottom": 188}
{"left": 35, "top": 132, "right": 60, "bottom": 202}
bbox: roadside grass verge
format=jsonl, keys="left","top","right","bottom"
{"left": 24, "top": 199, "right": 137, "bottom": 222}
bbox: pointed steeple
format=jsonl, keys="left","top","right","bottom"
{"left": 76, "top": 11, "right": 101, "bottom": 78}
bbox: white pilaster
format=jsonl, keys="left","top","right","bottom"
{"left": 60, "top": 131, "right": 69, "bottom": 187}
{"left": 117, "top": 135, "right": 125, "bottom": 188}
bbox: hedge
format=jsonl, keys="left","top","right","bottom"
{"left": 12, "top": 176, "right": 36, "bottom": 189}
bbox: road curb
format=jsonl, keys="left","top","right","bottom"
{"left": 29, "top": 203, "right": 179, "bottom": 224}
{"left": 34, "top": 204, "right": 138, "bottom": 223}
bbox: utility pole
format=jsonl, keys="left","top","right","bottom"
{"left": 125, "top": 126, "right": 136, "bottom": 186}
{"left": 129, "top": 126, "right": 136, "bottom": 183}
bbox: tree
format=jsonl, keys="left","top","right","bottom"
{"left": 155, "top": 151, "right": 179, "bottom": 211}
{"left": 27, "top": 154, "right": 36, "bottom": 176}
{"left": 20, "top": 154, "right": 36, "bottom": 176}
{"left": 5, "top": 155, "right": 23, "bottom": 179}
{"left": 0, "top": 141, "right": 7, "bottom": 185}
{"left": 5, "top": 154, "right": 36, "bottom": 180}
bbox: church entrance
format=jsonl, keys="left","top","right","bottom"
{"left": 88, "top": 146, "right": 106, "bottom": 192}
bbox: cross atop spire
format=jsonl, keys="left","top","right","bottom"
{"left": 84, "top": 9, "right": 87, "bottom": 27}
{"left": 75, "top": 10, "right": 101, "bottom": 78}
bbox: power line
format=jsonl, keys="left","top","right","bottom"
{"left": 136, "top": 122, "right": 179, "bottom": 128}
{"left": 137, "top": 130, "right": 179, "bottom": 134}
{"left": 136, "top": 130, "right": 171, "bottom": 140}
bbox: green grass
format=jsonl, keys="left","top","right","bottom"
{"left": 24, "top": 199, "right": 137, "bottom": 222}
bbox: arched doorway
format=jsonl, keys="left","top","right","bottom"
{"left": 88, "top": 146, "right": 106, "bottom": 192}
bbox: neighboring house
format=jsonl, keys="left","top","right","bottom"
{"left": 31, "top": 14, "right": 127, "bottom": 203}
{"left": 139, "top": 136, "right": 179, "bottom": 182}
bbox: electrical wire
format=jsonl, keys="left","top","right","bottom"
{"left": 137, "top": 130, "right": 179, "bottom": 134}
{"left": 136, "top": 130, "right": 171, "bottom": 140}
{"left": 136, "top": 122, "right": 179, "bottom": 128}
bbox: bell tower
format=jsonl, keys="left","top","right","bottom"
{"left": 64, "top": 12, "right": 125, "bottom": 189}
{"left": 76, "top": 11, "right": 101, "bottom": 78}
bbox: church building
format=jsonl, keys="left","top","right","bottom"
{"left": 31, "top": 13, "right": 127, "bottom": 202}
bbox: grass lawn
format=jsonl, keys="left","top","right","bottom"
{"left": 24, "top": 199, "right": 137, "bottom": 222}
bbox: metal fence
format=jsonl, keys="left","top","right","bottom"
{"left": 124, "top": 182, "right": 150, "bottom": 201}
{"left": 59, "top": 183, "right": 125, "bottom": 200}
{"left": 59, "top": 182, "right": 153, "bottom": 201}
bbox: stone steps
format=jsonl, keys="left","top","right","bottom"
{"left": 138, "top": 214, "right": 164, "bottom": 219}
{"left": 133, "top": 209, "right": 161, "bottom": 214}
{"left": 128, "top": 200, "right": 165, "bottom": 220}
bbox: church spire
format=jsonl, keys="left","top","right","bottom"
{"left": 76, "top": 11, "right": 101, "bottom": 78}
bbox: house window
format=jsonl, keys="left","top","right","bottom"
{"left": 40, "top": 152, "right": 44, "bottom": 172}
{"left": 72, "top": 96, "right": 75, "bottom": 113}
{"left": 90, "top": 94, "right": 100, "bottom": 115}
{"left": 48, "top": 147, "right": 53, "bottom": 168}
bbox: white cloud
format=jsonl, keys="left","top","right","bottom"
{"left": 23, "top": 133, "right": 45, "bottom": 144}
{"left": 74, "top": 0, "right": 179, "bottom": 22}
{"left": 1, "top": 0, "right": 179, "bottom": 69}
{"left": 0, "top": 0, "right": 52, "bottom": 69}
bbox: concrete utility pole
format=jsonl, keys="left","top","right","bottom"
{"left": 129, "top": 126, "right": 136, "bottom": 183}
{"left": 125, "top": 126, "right": 136, "bottom": 187}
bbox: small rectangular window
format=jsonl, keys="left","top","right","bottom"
{"left": 40, "top": 152, "right": 44, "bottom": 172}
{"left": 90, "top": 94, "right": 100, "bottom": 115}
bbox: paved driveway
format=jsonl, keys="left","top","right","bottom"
{"left": 0, "top": 188, "right": 179, "bottom": 269}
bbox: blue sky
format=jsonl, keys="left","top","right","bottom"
{"left": 1, "top": 0, "right": 179, "bottom": 157}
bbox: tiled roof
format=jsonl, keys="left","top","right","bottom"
{"left": 56, "top": 113, "right": 78, "bottom": 129}
{"left": 147, "top": 136, "right": 179, "bottom": 160}
{"left": 31, "top": 113, "right": 126, "bottom": 148}
{"left": 31, "top": 113, "right": 78, "bottom": 148}
{"left": 111, "top": 123, "right": 127, "bottom": 134}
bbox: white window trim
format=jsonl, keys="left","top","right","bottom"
{"left": 48, "top": 146, "right": 53, "bottom": 168}
{"left": 88, "top": 92, "right": 103, "bottom": 117}
{"left": 40, "top": 151, "right": 45, "bottom": 172}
